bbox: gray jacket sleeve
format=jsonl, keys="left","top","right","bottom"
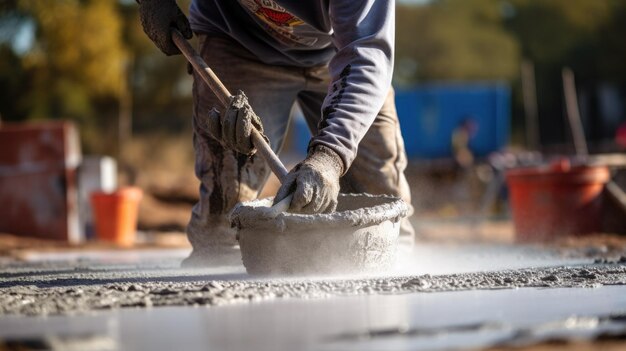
{"left": 309, "top": 0, "right": 395, "bottom": 173}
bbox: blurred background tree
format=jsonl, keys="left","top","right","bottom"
{"left": 0, "top": 0, "right": 191, "bottom": 156}
{"left": 1, "top": 0, "right": 127, "bottom": 152}
{"left": 395, "top": 0, "right": 520, "bottom": 84}
{"left": 504, "top": 0, "right": 618, "bottom": 146}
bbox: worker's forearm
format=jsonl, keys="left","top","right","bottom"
{"left": 309, "top": 0, "right": 395, "bottom": 172}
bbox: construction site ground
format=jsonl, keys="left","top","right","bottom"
{"left": 2, "top": 159, "right": 626, "bottom": 350}
{"left": 2, "top": 223, "right": 626, "bottom": 351}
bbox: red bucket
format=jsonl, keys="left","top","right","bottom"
{"left": 91, "top": 187, "right": 143, "bottom": 246}
{"left": 505, "top": 160, "right": 610, "bottom": 242}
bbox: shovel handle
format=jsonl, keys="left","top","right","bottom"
{"left": 172, "top": 30, "right": 230, "bottom": 106}
{"left": 171, "top": 29, "right": 289, "bottom": 181}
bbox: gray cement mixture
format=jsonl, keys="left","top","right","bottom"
{"left": 2, "top": 262, "right": 626, "bottom": 317}
{"left": 232, "top": 193, "right": 409, "bottom": 275}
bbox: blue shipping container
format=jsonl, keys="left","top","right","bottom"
{"left": 395, "top": 83, "right": 511, "bottom": 159}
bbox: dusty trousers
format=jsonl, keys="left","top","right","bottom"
{"left": 184, "top": 35, "right": 414, "bottom": 266}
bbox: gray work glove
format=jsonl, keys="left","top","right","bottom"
{"left": 273, "top": 145, "right": 345, "bottom": 214}
{"left": 137, "top": 0, "right": 192, "bottom": 56}
{"left": 202, "top": 90, "right": 268, "bottom": 155}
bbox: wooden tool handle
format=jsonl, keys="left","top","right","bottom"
{"left": 251, "top": 129, "right": 288, "bottom": 180}
{"left": 171, "top": 29, "right": 289, "bottom": 182}
{"left": 172, "top": 29, "right": 230, "bottom": 107}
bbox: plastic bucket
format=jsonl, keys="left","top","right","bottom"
{"left": 90, "top": 187, "right": 143, "bottom": 246}
{"left": 505, "top": 160, "right": 610, "bottom": 242}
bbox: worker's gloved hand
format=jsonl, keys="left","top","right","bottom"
{"left": 274, "top": 145, "right": 344, "bottom": 214}
{"left": 137, "top": 0, "right": 192, "bottom": 56}
{"left": 204, "top": 90, "right": 267, "bottom": 155}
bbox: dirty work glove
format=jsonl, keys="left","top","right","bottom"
{"left": 137, "top": 0, "right": 192, "bottom": 56}
{"left": 203, "top": 90, "right": 267, "bottom": 155}
{"left": 273, "top": 145, "right": 344, "bottom": 214}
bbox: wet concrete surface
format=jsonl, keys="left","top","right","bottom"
{"left": 1, "top": 242, "right": 626, "bottom": 350}
{"left": 1, "top": 286, "right": 626, "bottom": 350}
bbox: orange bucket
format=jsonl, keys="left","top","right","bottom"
{"left": 90, "top": 187, "right": 143, "bottom": 246}
{"left": 506, "top": 160, "right": 610, "bottom": 242}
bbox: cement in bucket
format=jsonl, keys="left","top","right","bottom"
{"left": 230, "top": 193, "right": 409, "bottom": 276}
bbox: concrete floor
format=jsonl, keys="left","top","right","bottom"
{"left": 1, "top": 242, "right": 626, "bottom": 351}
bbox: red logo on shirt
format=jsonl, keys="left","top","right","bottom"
{"left": 242, "top": 0, "right": 303, "bottom": 27}
{"left": 239, "top": 0, "right": 317, "bottom": 47}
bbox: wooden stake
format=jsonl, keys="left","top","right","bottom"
{"left": 562, "top": 67, "right": 588, "bottom": 156}
{"left": 521, "top": 60, "right": 540, "bottom": 150}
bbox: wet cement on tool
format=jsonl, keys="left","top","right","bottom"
{"left": 232, "top": 194, "right": 408, "bottom": 275}
{"left": 2, "top": 263, "right": 626, "bottom": 316}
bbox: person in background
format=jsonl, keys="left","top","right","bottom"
{"left": 452, "top": 117, "right": 478, "bottom": 170}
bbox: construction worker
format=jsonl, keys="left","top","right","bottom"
{"left": 138, "top": 0, "right": 415, "bottom": 265}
